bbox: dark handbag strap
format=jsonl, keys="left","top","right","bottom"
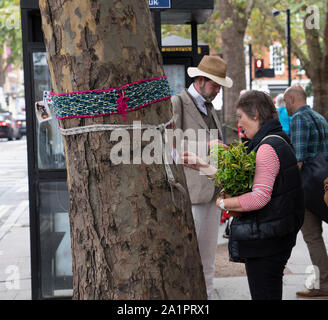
{"left": 307, "top": 110, "right": 323, "bottom": 141}
{"left": 260, "top": 134, "right": 288, "bottom": 145}
{"left": 177, "top": 94, "right": 184, "bottom": 131}
{"left": 251, "top": 134, "right": 288, "bottom": 152}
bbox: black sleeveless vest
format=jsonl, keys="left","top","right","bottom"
{"left": 229, "top": 120, "right": 305, "bottom": 261}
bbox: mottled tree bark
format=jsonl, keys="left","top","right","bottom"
{"left": 39, "top": 0, "right": 206, "bottom": 300}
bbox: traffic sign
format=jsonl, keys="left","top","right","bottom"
{"left": 149, "top": 0, "right": 171, "bottom": 9}
{"left": 254, "top": 58, "right": 275, "bottom": 78}
{"left": 255, "top": 59, "right": 263, "bottom": 69}
{"left": 254, "top": 58, "right": 264, "bottom": 78}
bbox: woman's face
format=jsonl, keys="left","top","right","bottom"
{"left": 236, "top": 108, "right": 260, "bottom": 140}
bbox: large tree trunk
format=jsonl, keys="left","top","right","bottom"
{"left": 323, "top": 1, "right": 328, "bottom": 120}
{"left": 303, "top": 6, "right": 328, "bottom": 120}
{"left": 39, "top": 0, "right": 206, "bottom": 300}
{"left": 311, "top": 77, "right": 328, "bottom": 119}
{"left": 316, "top": 0, "right": 328, "bottom": 120}
{"left": 218, "top": 0, "right": 254, "bottom": 143}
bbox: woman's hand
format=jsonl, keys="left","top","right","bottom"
{"left": 324, "top": 178, "right": 328, "bottom": 206}
{"left": 216, "top": 196, "right": 243, "bottom": 217}
{"left": 216, "top": 196, "right": 225, "bottom": 210}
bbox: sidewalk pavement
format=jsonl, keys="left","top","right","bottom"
{"left": 0, "top": 202, "right": 31, "bottom": 300}
{"left": 0, "top": 205, "right": 327, "bottom": 300}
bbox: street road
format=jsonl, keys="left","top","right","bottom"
{"left": 0, "top": 137, "right": 29, "bottom": 239}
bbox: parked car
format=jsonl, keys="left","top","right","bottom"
{"left": 15, "top": 113, "right": 26, "bottom": 136}
{"left": 0, "top": 112, "right": 21, "bottom": 141}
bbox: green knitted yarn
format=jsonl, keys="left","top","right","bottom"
{"left": 50, "top": 76, "right": 171, "bottom": 120}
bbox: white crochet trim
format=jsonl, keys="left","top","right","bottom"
{"left": 58, "top": 119, "right": 173, "bottom": 136}
{"left": 58, "top": 118, "right": 187, "bottom": 209}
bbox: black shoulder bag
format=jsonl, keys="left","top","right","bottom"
{"left": 301, "top": 112, "right": 328, "bottom": 223}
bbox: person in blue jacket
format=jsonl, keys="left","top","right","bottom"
{"left": 276, "top": 93, "right": 292, "bottom": 136}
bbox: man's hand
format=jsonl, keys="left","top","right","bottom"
{"left": 208, "top": 139, "right": 229, "bottom": 150}
{"left": 182, "top": 152, "right": 217, "bottom": 178}
{"left": 182, "top": 152, "right": 207, "bottom": 171}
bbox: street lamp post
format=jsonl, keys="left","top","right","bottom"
{"left": 286, "top": 9, "right": 291, "bottom": 87}
{"left": 272, "top": 8, "right": 292, "bottom": 87}
{"left": 249, "top": 44, "right": 253, "bottom": 90}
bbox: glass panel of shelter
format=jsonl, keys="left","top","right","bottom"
{"left": 32, "top": 52, "right": 72, "bottom": 297}
{"left": 39, "top": 180, "right": 72, "bottom": 298}
{"left": 32, "top": 52, "right": 65, "bottom": 170}
{"left": 163, "top": 64, "right": 186, "bottom": 95}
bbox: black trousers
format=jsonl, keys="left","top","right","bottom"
{"left": 245, "top": 248, "right": 292, "bottom": 300}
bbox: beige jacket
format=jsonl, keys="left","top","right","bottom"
{"left": 171, "top": 89, "right": 222, "bottom": 204}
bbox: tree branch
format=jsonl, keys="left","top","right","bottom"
{"left": 245, "top": 0, "right": 256, "bottom": 20}
{"left": 303, "top": 10, "right": 322, "bottom": 78}
{"left": 255, "top": 0, "right": 311, "bottom": 77}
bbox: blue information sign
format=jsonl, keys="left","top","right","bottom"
{"left": 149, "top": 0, "right": 171, "bottom": 9}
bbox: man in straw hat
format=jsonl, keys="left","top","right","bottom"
{"left": 171, "top": 55, "right": 233, "bottom": 299}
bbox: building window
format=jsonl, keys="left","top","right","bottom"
{"left": 296, "top": 59, "right": 305, "bottom": 75}
{"left": 270, "top": 42, "right": 285, "bottom": 75}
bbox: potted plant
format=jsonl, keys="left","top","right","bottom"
{"left": 210, "top": 141, "right": 256, "bottom": 197}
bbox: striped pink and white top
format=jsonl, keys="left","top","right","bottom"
{"left": 238, "top": 144, "right": 280, "bottom": 211}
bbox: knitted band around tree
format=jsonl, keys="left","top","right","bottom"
{"left": 50, "top": 76, "right": 171, "bottom": 121}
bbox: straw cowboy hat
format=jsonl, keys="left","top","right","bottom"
{"left": 187, "top": 55, "right": 233, "bottom": 88}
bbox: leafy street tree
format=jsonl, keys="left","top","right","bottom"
{"left": 38, "top": 0, "right": 206, "bottom": 300}
{"left": 217, "top": 0, "right": 328, "bottom": 122}
{"left": 0, "top": 0, "right": 22, "bottom": 89}
{"left": 252, "top": 0, "right": 328, "bottom": 119}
